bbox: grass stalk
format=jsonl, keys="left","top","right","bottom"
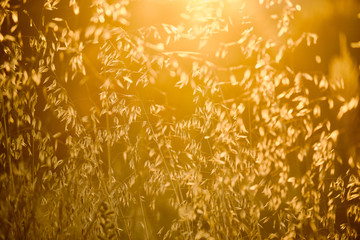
{"left": 1, "top": 97, "right": 15, "bottom": 195}
{"left": 106, "top": 103, "right": 112, "bottom": 179}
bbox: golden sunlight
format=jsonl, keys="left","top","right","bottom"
{"left": 1, "top": 0, "right": 360, "bottom": 239}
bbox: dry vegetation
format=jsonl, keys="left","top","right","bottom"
{"left": 1, "top": 0, "right": 360, "bottom": 239}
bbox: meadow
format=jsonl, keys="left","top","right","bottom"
{"left": 1, "top": 0, "right": 360, "bottom": 239}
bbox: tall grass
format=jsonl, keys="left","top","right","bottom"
{"left": 0, "top": 0, "right": 359, "bottom": 239}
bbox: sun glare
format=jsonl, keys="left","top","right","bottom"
{"left": 1, "top": 0, "right": 360, "bottom": 239}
